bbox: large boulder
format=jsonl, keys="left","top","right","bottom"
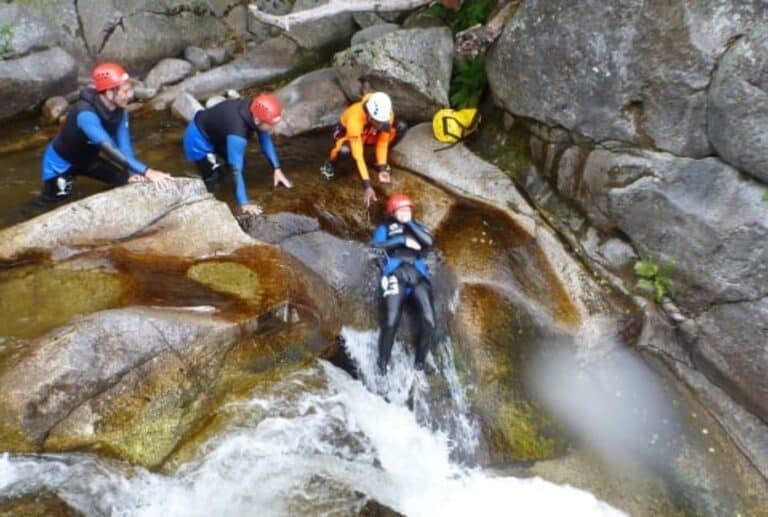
{"left": 708, "top": 24, "right": 768, "bottom": 183}
{"left": 0, "top": 179, "right": 246, "bottom": 262}
{"left": 569, "top": 148, "right": 768, "bottom": 309}
{"left": 333, "top": 28, "right": 453, "bottom": 121}
{"left": 0, "top": 177, "right": 341, "bottom": 467}
{"left": 0, "top": 4, "right": 59, "bottom": 58}
{"left": 144, "top": 58, "right": 195, "bottom": 89}
{"left": 350, "top": 23, "right": 400, "bottom": 47}
{"left": 273, "top": 68, "right": 349, "bottom": 137}
{"left": 150, "top": 36, "right": 301, "bottom": 110}
{"left": 487, "top": 0, "right": 768, "bottom": 157}
{"left": 0, "top": 47, "right": 78, "bottom": 120}
{"left": 694, "top": 299, "right": 768, "bottom": 426}
{"left": 0, "top": 308, "right": 240, "bottom": 454}
{"left": 23, "top": 1, "right": 90, "bottom": 70}
{"left": 545, "top": 146, "right": 768, "bottom": 424}
{"left": 75, "top": 0, "right": 229, "bottom": 73}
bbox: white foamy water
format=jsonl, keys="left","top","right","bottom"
{"left": 0, "top": 327, "right": 625, "bottom": 517}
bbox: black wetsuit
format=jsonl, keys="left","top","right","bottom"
{"left": 40, "top": 88, "right": 147, "bottom": 202}
{"left": 183, "top": 99, "right": 280, "bottom": 206}
{"left": 371, "top": 217, "right": 436, "bottom": 372}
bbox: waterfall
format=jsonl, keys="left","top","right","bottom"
{"left": 0, "top": 329, "right": 624, "bottom": 516}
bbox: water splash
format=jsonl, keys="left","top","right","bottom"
{"left": 0, "top": 359, "right": 625, "bottom": 517}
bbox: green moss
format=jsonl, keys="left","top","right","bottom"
{"left": 0, "top": 492, "right": 77, "bottom": 517}
{"left": 187, "top": 261, "right": 262, "bottom": 306}
{"left": 0, "top": 417, "right": 36, "bottom": 453}
{"left": 498, "top": 401, "right": 568, "bottom": 460}
{"left": 43, "top": 353, "right": 201, "bottom": 468}
{"left": 0, "top": 265, "right": 127, "bottom": 339}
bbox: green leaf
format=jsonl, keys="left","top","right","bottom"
{"left": 763, "top": 190, "right": 768, "bottom": 202}
{"left": 634, "top": 260, "right": 659, "bottom": 279}
{"left": 636, "top": 278, "right": 655, "bottom": 294}
{"left": 654, "top": 281, "right": 666, "bottom": 302}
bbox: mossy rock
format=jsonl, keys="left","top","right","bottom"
{"left": 0, "top": 417, "right": 36, "bottom": 453}
{"left": 161, "top": 362, "right": 311, "bottom": 473}
{"left": 186, "top": 261, "right": 262, "bottom": 307}
{"left": 0, "top": 264, "right": 127, "bottom": 339}
{"left": 488, "top": 400, "right": 567, "bottom": 462}
{"left": 0, "top": 492, "right": 79, "bottom": 517}
{"left": 451, "top": 283, "right": 570, "bottom": 464}
{"left": 44, "top": 351, "right": 204, "bottom": 468}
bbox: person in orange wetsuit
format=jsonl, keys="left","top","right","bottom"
{"left": 320, "top": 91, "right": 407, "bottom": 207}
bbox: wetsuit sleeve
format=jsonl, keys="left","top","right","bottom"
{"left": 257, "top": 130, "right": 281, "bottom": 170}
{"left": 226, "top": 134, "right": 250, "bottom": 206}
{"left": 114, "top": 112, "right": 148, "bottom": 173}
{"left": 371, "top": 224, "right": 405, "bottom": 249}
{"left": 375, "top": 131, "right": 390, "bottom": 166}
{"left": 77, "top": 111, "right": 147, "bottom": 174}
{"left": 374, "top": 113, "right": 396, "bottom": 166}
{"left": 405, "top": 221, "right": 433, "bottom": 248}
{"left": 346, "top": 116, "right": 370, "bottom": 185}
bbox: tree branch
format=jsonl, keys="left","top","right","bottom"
{"left": 454, "top": 0, "right": 520, "bottom": 57}
{"left": 248, "top": 0, "right": 433, "bottom": 31}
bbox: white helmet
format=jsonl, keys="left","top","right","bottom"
{"left": 365, "top": 92, "right": 392, "bottom": 123}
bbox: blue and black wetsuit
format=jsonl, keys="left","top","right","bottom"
{"left": 40, "top": 88, "right": 147, "bottom": 202}
{"left": 371, "top": 217, "right": 436, "bottom": 372}
{"left": 183, "top": 99, "right": 280, "bottom": 207}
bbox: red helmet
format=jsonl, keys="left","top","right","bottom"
{"left": 92, "top": 62, "right": 130, "bottom": 92}
{"left": 386, "top": 193, "right": 414, "bottom": 215}
{"left": 250, "top": 93, "right": 282, "bottom": 124}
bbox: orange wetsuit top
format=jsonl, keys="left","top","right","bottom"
{"left": 332, "top": 93, "right": 396, "bottom": 183}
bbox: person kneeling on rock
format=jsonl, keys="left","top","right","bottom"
{"left": 320, "top": 91, "right": 407, "bottom": 208}
{"left": 40, "top": 62, "right": 173, "bottom": 203}
{"left": 371, "top": 193, "right": 436, "bottom": 374}
{"left": 183, "top": 93, "right": 292, "bottom": 216}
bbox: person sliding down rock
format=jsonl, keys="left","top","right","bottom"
{"left": 40, "top": 62, "right": 173, "bottom": 204}
{"left": 371, "top": 194, "right": 436, "bottom": 374}
{"left": 320, "top": 91, "right": 408, "bottom": 208}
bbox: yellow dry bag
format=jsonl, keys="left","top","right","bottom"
{"left": 432, "top": 108, "right": 481, "bottom": 150}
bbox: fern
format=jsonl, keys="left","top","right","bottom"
{"left": 450, "top": 55, "right": 487, "bottom": 108}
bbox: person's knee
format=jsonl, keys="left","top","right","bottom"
{"left": 383, "top": 310, "right": 400, "bottom": 329}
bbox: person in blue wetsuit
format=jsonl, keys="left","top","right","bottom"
{"left": 371, "top": 193, "right": 436, "bottom": 374}
{"left": 183, "top": 93, "right": 292, "bottom": 216}
{"left": 40, "top": 62, "right": 173, "bottom": 203}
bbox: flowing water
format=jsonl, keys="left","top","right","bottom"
{"left": 0, "top": 112, "right": 762, "bottom": 515}
{"left": 0, "top": 327, "right": 623, "bottom": 517}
